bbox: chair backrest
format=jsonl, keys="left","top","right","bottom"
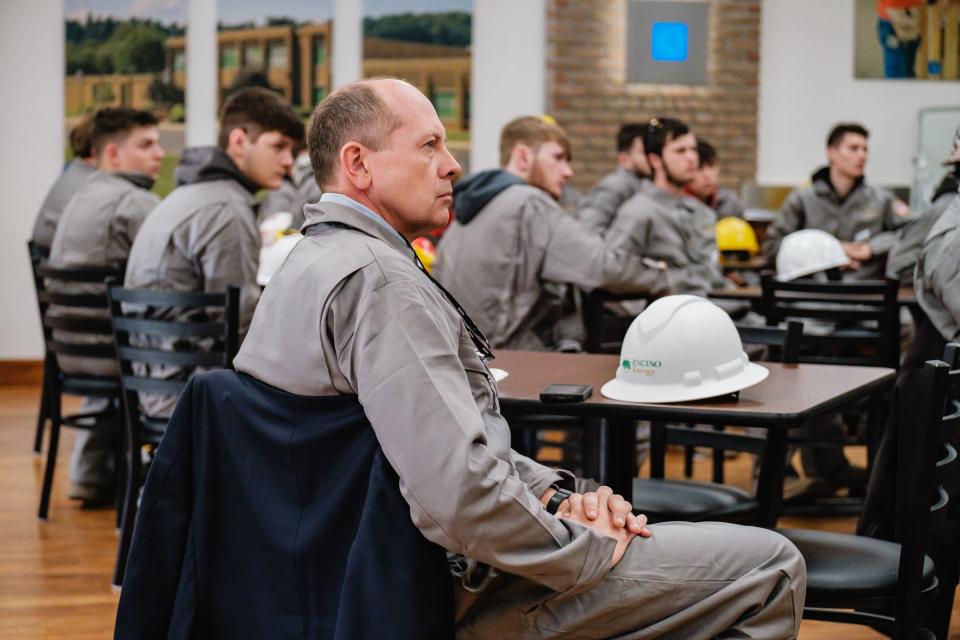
{"left": 106, "top": 282, "right": 240, "bottom": 408}
{"left": 891, "top": 347, "right": 958, "bottom": 637}
{"left": 36, "top": 262, "right": 123, "bottom": 364}
{"left": 760, "top": 273, "right": 901, "bottom": 368}
{"left": 582, "top": 289, "right": 651, "bottom": 354}
{"left": 735, "top": 320, "right": 803, "bottom": 365}
{"left": 27, "top": 241, "right": 51, "bottom": 346}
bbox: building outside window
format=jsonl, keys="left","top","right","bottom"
{"left": 173, "top": 51, "right": 185, "bottom": 72}
{"left": 313, "top": 37, "right": 326, "bottom": 66}
{"left": 244, "top": 43, "right": 263, "bottom": 69}
{"left": 221, "top": 46, "right": 238, "bottom": 69}
{"left": 313, "top": 86, "right": 328, "bottom": 105}
{"left": 432, "top": 91, "right": 457, "bottom": 119}
{"left": 269, "top": 41, "right": 287, "bottom": 69}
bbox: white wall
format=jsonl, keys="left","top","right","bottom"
{"left": 470, "top": 0, "right": 546, "bottom": 172}
{"left": 758, "top": 0, "right": 960, "bottom": 186}
{"left": 0, "top": 1, "right": 63, "bottom": 360}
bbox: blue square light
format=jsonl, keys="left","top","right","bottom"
{"left": 651, "top": 22, "right": 689, "bottom": 62}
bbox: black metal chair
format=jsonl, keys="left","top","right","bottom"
{"left": 633, "top": 322, "right": 803, "bottom": 525}
{"left": 107, "top": 282, "right": 240, "bottom": 587}
{"left": 778, "top": 349, "right": 958, "bottom": 638}
{"left": 27, "top": 240, "right": 53, "bottom": 454}
{"left": 35, "top": 263, "right": 124, "bottom": 521}
{"left": 581, "top": 288, "right": 652, "bottom": 354}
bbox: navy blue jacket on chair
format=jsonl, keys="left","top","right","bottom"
{"left": 114, "top": 370, "right": 454, "bottom": 639}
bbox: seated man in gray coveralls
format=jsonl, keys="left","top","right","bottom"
{"left": 577, "top": 123, "right": 652, "bottom": 234}
{"left": 433, "top": 116, "right": 670, "bottom": 351}
{"left": 47, "top": 107, "right": 165, "bottom": 504}
{"left": 234, "top": 78, "right": 806, "bottom": 639}
{"left": 763, "top": 122, "right": 911, "bottom": 280}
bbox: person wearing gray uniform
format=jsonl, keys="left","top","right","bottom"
{"left": 763, "top": 123, "right": 911, "bottom": 280}
{"left": 258, "top": 149, "right": 322, "bottom": 230}
{"left": 31, "top": 118, "right": 97, "bottom": 252}
{"left": 124, "top": 87, "right": 303, "bottom": 419}
{"left": 887, "top": 126, "right": 960, "bottom": 283}
{"left": 433, "top": 116, "right": 670, "bottom": 351}
{"left": 47, "top": 107, "right": 164, "bottom": 503}
{"left": 915, "top": 193, "right": 960, "bottom": 342}
{"left": 577, "top": 122, "right": 651, "bottom": 234}
{"left": 606, "top": 118, "right": 729, "bottom": 300}
{"left": 234, "top": 77, "right": 805, "bottom": 640}
{"left": 686, "top": 139, "right": 746, "bottom": 219}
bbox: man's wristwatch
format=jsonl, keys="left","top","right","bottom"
{"left": 545, "top": 483, "right": 574, "bottom": 515}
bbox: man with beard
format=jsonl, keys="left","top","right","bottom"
{"left": 577, "top": 123, "right": 652, "bottom": 234}
{"left": 604, "top": 117, "right": 728, "bottom": 298}
{"left": 763, "top": 123, "right": 910, "bottom": 280}
{"left": 432, "top": 116, "right": 670, "bottom": 351}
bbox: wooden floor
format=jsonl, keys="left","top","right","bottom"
{"left": 1, "top": 384, "right": 959, "bottom": 639}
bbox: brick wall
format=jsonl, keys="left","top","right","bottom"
{"left": 547, "top": 0, "right": 761, "bottom": 193}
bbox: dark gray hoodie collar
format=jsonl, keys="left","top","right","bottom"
{"left": 113, "top": 171, "right": 155, "bottom": 191}
{"left": 451, "top": 169, "right": 526, "bottom": 224}
{"left": 174, "top": 146, "right": 260, "bottom": 195}
{"left": 812, "top": 166, "right": 865, "bottom": 205}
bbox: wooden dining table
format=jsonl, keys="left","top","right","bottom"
{"left": 493, "top": 350, "right": 895, "bottom": 526}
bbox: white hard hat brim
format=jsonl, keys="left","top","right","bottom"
{"left": 776, "top": 257, "right": 850, "bottom": 282}
{"left": 600, "top": 362, "right": 769, "bottom": 404}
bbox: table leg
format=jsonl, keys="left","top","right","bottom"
{"left": 605, "top": 417, "right": 637, "bottom": 500}
{"left": 756, "top": 427, "right": 787, "bottom": 528}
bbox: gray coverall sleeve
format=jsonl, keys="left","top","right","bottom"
{"left": 762, "top": 190, "right": 805, "bottom": 259}
{"left": 114, "top": 191, "right": 159, "bottom": 255}
{"left": 197, "top": 203, "right": 261, "bottom": 333}
{"left": 533, "top": 200, "right": 670, "bottom": 296}
{"left": 867, "top": 194, "right": 907, "bottom": 256}
{"left": 577, "top": 179, "right": 626, "bottom": 235}
{"left": 341, "top": 277, "right": 617, "bottom": 594}
{"left": 923, "top": 252, "right": 960, "bottom": 341}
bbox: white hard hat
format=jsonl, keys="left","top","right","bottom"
{"left": 601, "top": 295, "right": 768, "bottom": 404}
{"left": 776, "top": 228, "right": 849, "bottom": 281}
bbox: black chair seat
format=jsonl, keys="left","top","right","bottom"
{"left": 778, "top": 528, "right": 936, "bottom": 607}
{"left": 633, "top": 478, "right": 758, "bottom": 523}
{"left": 61, "top": 375, "right": 121, "bottom": 397}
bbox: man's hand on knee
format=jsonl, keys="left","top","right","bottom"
{"left": 580, "top": 485, "right": 652, "bottom": 538}
{"left": 557, "top": 489, "right": 644, "bottom": 568}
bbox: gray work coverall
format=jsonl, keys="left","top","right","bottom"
{"left": 915, "top": 196, "right": 960, "bottom": 342}
{"left": 47, "top": 170, "right": 159, "bottom": 489}
{"left": 234, "top": 199, "right": 806, "bottom": 639}
{"left": 125, "top": 147, "right": 261, "bottom": 418}
{"left": 433, "top": 183, "right": 670, "bottom": 350}
{"left": 762, "top": 168, "right": 908, "bottom": 280}
{"left": 887, "top": 184, "right": 958, "bottom": 283}
{"left": 31, "top": 158, "right": 97, "bottom": 250}
{"left": 605, "top": 181, "right": 728, "bottom": 298}
{"left": 577, "top": 167, "right": 647, "bottom": 235}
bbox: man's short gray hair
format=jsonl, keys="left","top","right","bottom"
{"left": 307, "top": 80, "right": 404, "bottom": 187}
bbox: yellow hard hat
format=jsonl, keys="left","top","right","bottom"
{"left": 715, "top": 216, "right": 759, "bottom": 254}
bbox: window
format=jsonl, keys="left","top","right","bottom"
{"left": 221, "top": 46, "right": 238, "bottom": 69}
{"left": 269, "top": 41, "right": 287, "bottom": 69}
{"left": 173, "top": 51, "right": 185, "bottom": 72}
{"left": 313, "top": 86, "right": 328, "bottom": 105}
{"left": 244, "top": 44, "right": 262, "bottom": 69}
{"left": 432, "top": 91, "right": 457, "bottom": 119}
{"left": 313, "top": 37, "right": 327, "bottom": 66}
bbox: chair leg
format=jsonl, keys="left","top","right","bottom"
{"left": 32, "top": 356, "right": 53, "bottom": 454}
{"left": 38, "top": 389, "right": 62, "bottom": 520}
{"left": 683, "top": 445, "right": 695, "bottom": 478}
{"left": 113, "top": 409, "right": 141, "bottom": 587}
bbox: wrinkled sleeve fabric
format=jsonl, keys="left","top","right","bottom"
{"left": 577, "top": 176, "right": 629, "bottom": 235}
{"left": 530, "top": 197, "right": 670, "bottom": 296}
{"left": 195, "top": 202, "right": 261, "bottom": 332}
{"left": 763, "top": 190, "right": 805, "bottom": 259}
{"left": 920, "top": 238, "right": 960, "bottom": 342}
{"left": 868, "top": 192, "right": 908, "bottom": 255}
{"left": 335, "top": 274, "right": 616, "bottom": 594}
{"left": 114, "top": 190, "right": 160, "bottom": 259}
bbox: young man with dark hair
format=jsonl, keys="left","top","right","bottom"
{"left": 259, "top": 139, "right": 321, "bottom": 231}
{"left": 604, "top": 117, "right": 728, "bottom": 298}
{"left": 432, "top": 116, "right": 670, "bottom": 351}
{"left": 763, "top": 122, "right": 911, "bottom": 280}
{"left": 233, "top": 78, "right": 805, "bottom": 639}
{"left": 125, "top": 87, "right": 304, "bottom": 418}
{"left": 31, "top": 117, "right": 97, "bottom": 251}
{"left": 46, "top": 107, "right": 164, "bottom": 504}
{"left": 577, "top": 123, "right": 651, "bottom": 234}
{"left": 686, "top": 139, "right": 745, "bottom": 219}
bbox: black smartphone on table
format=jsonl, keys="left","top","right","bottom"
{"left": 539, "top": 384, "right": 593, "bottom": 403}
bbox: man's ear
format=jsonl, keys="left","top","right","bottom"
{"left": 100, "top": 142, "right": 120, "bottom": 170}
{"left": 339, "top": 141, "right": 372, "bottom": 190}
{"left": 227, "top": 127, "right": 249, "bottom": 155}
{"left": 513, "top": 144, "right": 533, "bottom": 172}
{"left": 647, "top": 153, "right": 662, "bottom": 176}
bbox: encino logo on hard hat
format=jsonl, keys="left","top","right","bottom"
{"left": 622, "top": 359, "right": 662, "bottom": 376}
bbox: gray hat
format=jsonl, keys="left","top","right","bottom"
{"left": 945, "top": 124, "right": 960, "bottom": 165}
